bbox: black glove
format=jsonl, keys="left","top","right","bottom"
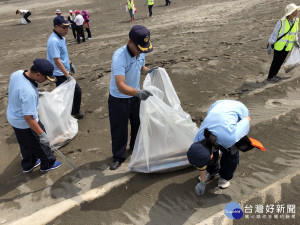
{"left": 136, "top": 90, "right": 153, "bottom": 100}
{"left": 147, "top": 66, "right": 159, "bottom": 74}
{"left": 70, "top": 63, "right": 76, "bottom": 74}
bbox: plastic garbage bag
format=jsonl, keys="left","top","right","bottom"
{"left": 21, "top": 18, "right": 27, "bottom": 24}
{"left": 38, "top": 78, "right": 78, "bottom": 148}
{"left": 129, "top": 68, "right": 199, "bottom": 173}
{"left": 283, "top": 47, "right": 300, "bottom": 73}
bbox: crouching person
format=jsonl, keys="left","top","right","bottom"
{"left": 6, "top": 59, "right": 62, "bottom": 173}
{"left": 187, "top": 100, "right": 251, "bottom": 195}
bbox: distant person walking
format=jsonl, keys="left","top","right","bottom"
{"left": 145, "top": 0, "right": 154, "bottom": 17}
{"left": 74, "top": 10, "right": 85, "bottom": 43}
{"left": 6, "top": 59, "right": 62, "bottom": 173}
{"left": 55, "top": 9, "right": 62, "bottom": 17}
{"left": 165, "top": 0, "right": 171, "bottom": 6}
{"left": 127, "top": 0, "right": 135, "bottom": 22}
{"left": 108, "top": 25, "right": 156, "bottom": 170}
{"left": 267, "top": 3, "right": 300, "bottom": 82}
{"left": 81, "top": 10, "right": 92, "bottom": 39}
{"left": 67, "top": 10, "right": 77, "bottom": 39}
{"left": 16, "top": 9, "right": 31, "bottom": 24}
{"left": 47, "top": 16, "right": 84, "bottom": 119}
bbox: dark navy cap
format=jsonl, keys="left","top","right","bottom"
{"left": 187, "top": 142, "right": 211, "bottom": 168}
{"left": 53, "top": 16, "right": 70, "bottom": 26}
{"left": 129, "top": 25, "right": 153, "bottom": 53}
{"left": 33, "top": 59, "right": 56, "bottom": 82}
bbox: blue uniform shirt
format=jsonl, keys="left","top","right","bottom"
{"left": 6, "top": 70, "right": 39, "bottom": 129}
{"left": 194, "top": 100, "right": 250, "bottom": 148}
{"left": 110, "top": 45, "right": 145, "bottom": 98}
{"left": 47, "top": 32, "right": 70, "bottom": 76}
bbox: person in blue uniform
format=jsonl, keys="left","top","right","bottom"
{"left": 187, "top": 100, "right": 251, "bottom": 195}
{"left": 108, "top": 25, "right": 157, "bottom": 170}
{"left": 6, "top": 59, "right": 62, "bottom": 173}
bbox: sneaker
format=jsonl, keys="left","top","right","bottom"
{"left": 72, "top": 112, "right": 85, "bottom": 119}
{"left": 87, "top": 37, "right": 92, "bottom": 40}
{"left": 274, "top": 75, "right": 282, "bottom": 79}
{"left": 198, "top": 172, "right": 215, "bottom": 182}
{"left": 218, "top": 177, "right": 230, "bottom": 189}
{"left": 23, "top": 159, "right": 41, "bottom": 173}
{"left": 267, "top": 77, "right": 279, "bottom": 82}
{"left": 40, "top": 161, "right": 62, "bottom": 172}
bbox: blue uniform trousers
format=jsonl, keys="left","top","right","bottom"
{"left": 206, "top": 146, "right": 239, "bottom": 181}
{"left": 12, "top": 121, "right": 56, "bottom": 171}
{"left": 108, "top": 94, "right": 140, "bottom": 162}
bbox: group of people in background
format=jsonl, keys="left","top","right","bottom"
{"left": 16, "top": 8, "right": 92, "bottom": 43}
{"left": 57, "top": 9, "right": 92, "bottom": 43}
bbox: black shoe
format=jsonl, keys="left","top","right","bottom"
{"left": 72, "top": 112, "right": 85, "bottom": 119}
{"left": 110, "top": 161, "right": 122, "bottom": 170}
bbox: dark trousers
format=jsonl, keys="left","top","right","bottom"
{"left": 13, "top": 121, "right": 56, "bottom": 171}
{"left": 206, "top": 146, "right": 239, "bottom": 181}
{"left": 55, "top": 76, "right": 82, "bottom": 115}
{"left": 24, "top": 11, "right": 31, "bottom": 23}
{"left": 268, "top": 48, "right": 289, "bottom": 79}
{"left": 85, "top": 27, "right": 92, "bottom": 38}
{"left": 75, "top": 25, "right": 85, "bottom": 43}
{"left": 71, "top": 24, "right": 76, "bottom": 39}
{"left": 108, "top": 94, "right": 141, "bottom": 162}
{"left": 165, "top": 0, "right": 171, "bottom": 5}
{"left": 148, "top": 5, "right": 153, "bottom": 17}
{"left": 129, "top": 9, "right": 134, "bottom": 20}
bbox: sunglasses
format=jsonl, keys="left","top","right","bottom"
{"left": 60, "top": 26, "right": 69, "bottom": 30}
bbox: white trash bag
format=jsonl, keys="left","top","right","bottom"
{"left": 129, "top": 68, "right": 198, "bottom": 173}
{"left": 21, "top": 18, "right": 27, "bottom": 24}
{"left": 38, "top": 78, "right": 78, "bottom": 148}
{"left": 283, "top": 47, "right": 300, "bottom": 73}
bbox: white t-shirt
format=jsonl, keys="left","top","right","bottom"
{"left": 19, "top": 10, "right": 29, "bottom": 16}
{"left": 74, "top": 14, "right": 84, "bottom": 25}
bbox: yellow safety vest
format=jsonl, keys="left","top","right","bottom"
{"left": 127, "top": 0, "right": 134, "bottom": 9}
{"left": 147, "top": 0, "right": 154, "bottom": 6}
{"left": 274, "top": 18, "right": 299, "bottom": 51}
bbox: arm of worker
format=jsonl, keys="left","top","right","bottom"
{"left": 268, "top": 20, "right": 281, "bottom": 45}
{"left": 234, "top": 116, "right": 251, "bottom": 143}
{"left": 24, "top": 115, "right": 51, "bottom": 147}
{"left": 24, "top": 115, "right": 44, "bottom": 135}
{"left": 53, "top": 58, "right": 70, "bottom": 77}
{"left": 115, "top": 75, "right": 139, "bottom": 96}
{"left": 115, "top": 75, "right": 153, "bottom": 100}
{"left": 141, "top": 66, "right": 149, "bottom": 75}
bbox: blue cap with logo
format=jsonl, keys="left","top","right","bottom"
{"left": 129, "top": 25, "right": 153, "bottom": 53}
{"left": 53, "top": 16, "right": 70, "bottom": 27}
{"left": 187, "top": 142, "right": 211, "bottom": 169}
{"left": 33, "top": 59, "right": 56, "bottom": 82}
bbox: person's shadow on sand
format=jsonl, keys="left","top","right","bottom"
{"left": 145, "top": 178, "right": 231, "bottom": 225}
